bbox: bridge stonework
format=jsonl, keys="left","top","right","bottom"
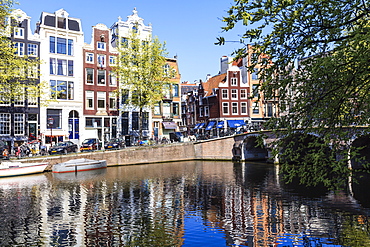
{"left": 23, "top": 129, "right": 370, "bottom": 170}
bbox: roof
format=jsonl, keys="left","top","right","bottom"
{"left": 202, "top": 73, "right": 227, "bottom": 97}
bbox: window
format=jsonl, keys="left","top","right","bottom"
{"left": 109, "top": 71, "right": 117, "bottom": 86}
{"left": 57, "top": 17, "right": 66, "bottom": 29}
{"left": 14, "top": 88, "right": 25, "bottom": 106}
{"left": 97, "top": 70, "right": 106, "bottom": 85}
{"left": 241, "top": 102, "right": 248, "bottom": 114}
{"left": 232, "top": 102, "right": 238, "bottom": 114}
{"left": 50, "top": 80, "right": 74, "bottom": 100}
{"left": 204, "top": 106, "right": 209, "bottom": 116}
{"left": 199, "top": 107, "right": 203, "bottom": 117}
{"left": 222, "top": 102, "right": 229, "bottom": 115}
{"left": 28, "top": 65, "right": 38, "bottom": 78}
{"left": 163, "top": 102, "right": 171, "bottom": 117}
{"left": 0, "top": 113, "right": 10, "bottom": 135}
{"left": 109, "top": 56, "right": 116, "bottom": 65}
{"left": 252, "top": 84, "right": 259, "bottom": 98}
{"left": 252, "top": 102, "right": 260, "bottom": 114}
{"left": 68, "top": 60, "right": 73, "bottom": 76}
{"left": 68, "top": 39, "right": 73, "bottom": 55}
{"left": 14, "top": 42, "right": 24, "bottom": 56}
{"left": 57, "top": 37, "right": 66, "bottom": 54}
{"left": 97, "top": 92, "right": 106, "bottom": 109}
{"left": 97, "top": 54, "right": 105, "bottom": 67}
{"left": 173, "top": 102, "right": 179, "bottom": 116}
{"left": 14, "top": 113, "right": 24, "bottom": 135}
{"left": 164, "top": 63, "right": 170, "bottom": 76}
{"left": 50, "top": 36, "right": 73, "bottom": 55}
{"left": 86, "top": 68, "right": 94, "bottom": 84}
{"left": 252, "top": 68, "right": 259, "bottom": 80}
{"left": 86, "top": 91, "right": 94, "bottom": 109}
{"left": 109, "top": 92, "right": 116, "bottom": 109}
{"left": 47, "top": 109, "right": 62, "bottom": 129}
{"left": 86, "top": 53, "right": 94, "bottom": 63}
{"left": 97, "top": 42, "right": 106, "bottom": 50}
{"left": 231, "top": 89, "right": 238, "bottom": 99}
{"left": 222, "top": 89, "right": 228, "bottom": 99}
{"left": 28, "top": 94, "right": 38, "bottom": 106}
{"left": 240, "top": 89, "right": 247, "bottom": 99}
{"left": 14, "top": 27, "right": 24, "bottom": 38}
{"left": 121, "top": 37, "right": 128, "bottom": 48}
{"left": 27, "top": 44, "right": 38, "bottom": 56}
{"left": 154, "top": 103, "right": 161, "bottom": 115}
{"left": 172, "top": 84, "right": 179, "bottom": 97}
{"left": 50, "top": 36, "right": 55, "bottom": 53}
{"left": 231, "top": 77, "right": 238, "bottom": 86}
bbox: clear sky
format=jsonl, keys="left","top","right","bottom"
{"left": 15, "top": 0, "right": 243, "bottom": 83}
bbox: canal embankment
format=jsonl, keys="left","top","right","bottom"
{"left": 22, "top": 136, "right": 235, "bottom": 171}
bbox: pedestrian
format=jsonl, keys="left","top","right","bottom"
{"left": 2, "top": 148, "right": 9, "bottom": 160}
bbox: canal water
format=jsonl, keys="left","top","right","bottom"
{"left": 0, "top": 160, "right": 369, "bottom": 246}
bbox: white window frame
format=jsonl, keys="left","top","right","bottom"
{"left": 97, "top": 70, "right": 106, "bottom": 85}
{"left": 240, "top": 89, "right": 247, "bottom": 99}
{"left": 97, "top": 91, "right": 106, "bottom": 109}
{"left": 14, "top": 113, "right": 25, "bottom": 135}
{"left": 231, "top": 77, "right": 238, "bottom": 86}
{"left": 14, "top": 27, "right": 24, "bottom": 38}
{"left": 221, "top": 89, "right": 228, "bottom": 99}
{"left": 204, "top": 106, "right": 209, "bottom": 117}
{"left": 14, "top": 42, "right": 24, "bottom": 56}
{"left": 86, "top": 91, "right": 94, "bottom": 109}
{"left": 27, "top": 43, "right": 38, "bottom": 56}
{"left": 109, "top": 71, "right": 117, "bottom": 86}
{"left": 109, "top": 92, "right": 116, "bottom": 109}
{"left": 0, "top": 113, "right": 11, "bottom": 135}
{"left": 231, "top": 89, "right": 238, "bottom": 99}
{"left": 241, "top": 102, "right": 248, "bottom": 115}
{"left": 109, "top": 56, "right": 116, "bottom": 65}
{"left": 97, "top": 42, "right": 106, "bottom": 50}
{"left": 222, "top": 102, "right": 229, "bottom": 115}
{"left": 97, "top": 54, "right": 105, "bottom": 67}
{"left": 86, "top": 68, "right": 94, "bottom": 84}
{"left": 232, "top": 102, "right": 238, "bottom": 115}
{"left": 86, "top": 53, "right": 94, "bottom": 63}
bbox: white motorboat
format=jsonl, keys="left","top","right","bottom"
{"left": 0, "top": 161, "right": 49, "bottom": 178}
{"left": 52, "top": 158, "right": 107, "bottom": 173}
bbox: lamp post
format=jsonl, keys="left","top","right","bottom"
{"left": 48, "top": 117, "right": 53, "bottom": 147}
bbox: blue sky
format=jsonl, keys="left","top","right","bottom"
{"left": 15, "top": 0, "right": 243, "bottom": 83}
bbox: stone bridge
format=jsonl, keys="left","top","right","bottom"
{"left": 23, "top": 127, "right": 370, "bottom": 170}
{"left": 231, "top": 128, "right": 370, "bottom": 169}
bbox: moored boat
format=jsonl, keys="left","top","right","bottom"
{"left": 52, "top": 158, "right": 107, "bottom": 173}
{"left": 0, "top": 161, "right": 49, "bottom": 178}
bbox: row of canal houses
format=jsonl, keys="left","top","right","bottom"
{"left": 182, "top": 48, "right": 279, "bottom": 139}
{"left": 1, "top": 8, "right": 182, "bottom": 149}
{"left": 1, "top": 7, "right": 278, "bottom": 150}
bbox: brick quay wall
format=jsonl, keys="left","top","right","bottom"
{"left": 25, "top": 136, "right": 235, "bottom": 170}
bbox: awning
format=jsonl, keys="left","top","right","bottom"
{"left": 205, "top": 121, "right": 216, "bottom": 130}
{"left": 193, "top": 123, "right": 201, "bottom": 129}
{"left": 198, "top": 123, "right": 205, "bottom": 129}
{"left": 162, "top": 121, "right": 177, "bottom": 130}
{"left": 227, "top": 120, "right": 246, "bottom": 128}
{"left": 216, "top": 121, "right": 224, "bottom": 128}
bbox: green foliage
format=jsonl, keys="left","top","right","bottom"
{"left": 219, "top": 0, "right": 370, "bottom": 189}
{"left": 0, "top": 0, "right": 44, "bottom": 104}
{"left": 114, "top": 31, "right": 171, "bottom": 110}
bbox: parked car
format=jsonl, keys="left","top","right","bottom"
{"left": 80, "top": 138, "right": 102, "bottom": 152}
{"left": 170, "top": 132, "right": 183, "bottom": 142}
{"left": 49, "top": 141, "right": 78, "bottom": 155}
{"left": 104, "top": 137, "right": 125, "bottom": 150}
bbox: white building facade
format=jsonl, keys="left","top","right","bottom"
{"left": 36, "top": 9, "right": 84, "bottom": 146}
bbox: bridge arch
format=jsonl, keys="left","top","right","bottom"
{"left": 351, "top": 134, "right": 370, "bottom": 169}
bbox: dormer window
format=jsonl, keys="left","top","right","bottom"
{"left": 14, "top": 27, "right": 24, "bottom": 38}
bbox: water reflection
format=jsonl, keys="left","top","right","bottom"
{"left": 0, "top": 161, "right": 369, "bottom": 246}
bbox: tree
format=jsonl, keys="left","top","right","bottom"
{"left": 113, "top": 31, "right": 172, "bottom": 141}
{"left": 217, "top": 0, "right": 370, "bottom": 190}
{"left": 0, "top": 0, "right": 43, "bottom": 104}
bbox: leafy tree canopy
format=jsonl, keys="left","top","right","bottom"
{"left": 0, "top": 0, "right": 44, "bottom": 104}
{"left": 217, "top": 0, "right": 370, "bottom": 190}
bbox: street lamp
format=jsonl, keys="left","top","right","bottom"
{"left": 48, "top": 117, "right": 53, "bottom": 147}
